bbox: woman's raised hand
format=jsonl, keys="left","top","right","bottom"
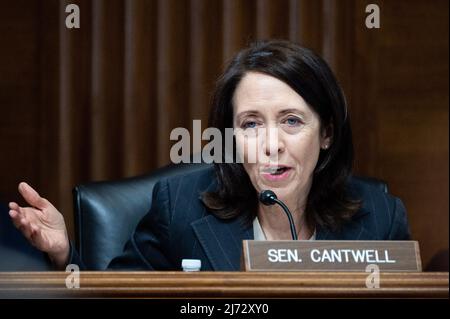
{"left": 8, "top": 182, "right": 70, "bottom": 269}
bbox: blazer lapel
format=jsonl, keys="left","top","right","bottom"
{"left": 191, "top": 214, "right": 253, "bottom": 271}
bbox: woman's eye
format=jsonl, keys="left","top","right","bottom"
{"left": 242, "top": 121, "right": 258, "bottom": 129}
{"left": 285, "top": 117, "right": 301, "bottom": 126}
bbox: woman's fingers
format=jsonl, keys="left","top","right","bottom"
{"left": 9, "top": 205, "right": 40, "bottom": 238}
{"left": 18, "top": 182, "right": 48, "bottom": 210}
{"left": 9, "top": 202, "right": 20, "bottom": 211}
{"left": 9, "top": 202, "right": 22, "bottom": 220}
{"left": 9, "top": 201, "right": 45, "bottom": 222}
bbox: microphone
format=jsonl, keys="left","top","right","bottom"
{"left": 259, "top": 190, "right": 298, "bottom": 240}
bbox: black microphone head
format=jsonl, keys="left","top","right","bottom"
{"left": 259, "top": 190, "right": 278, "bottom": 206}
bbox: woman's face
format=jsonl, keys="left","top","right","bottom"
{"left": 233, "top": 72, "right": 331, "bottom": 207}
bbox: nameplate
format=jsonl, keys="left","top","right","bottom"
{"left": 242, "top": 240, "right": 422, "bottom": 272}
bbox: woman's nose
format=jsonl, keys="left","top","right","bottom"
{"left": 262, "top": 127, "right": 285, "bottom": 158}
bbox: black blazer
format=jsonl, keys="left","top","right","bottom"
{"left": 70, "top": 166, "right": 411, "bottom": 271}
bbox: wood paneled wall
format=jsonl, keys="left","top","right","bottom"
{"left": 0, "top": 0, "right": 447, "bottom": 267}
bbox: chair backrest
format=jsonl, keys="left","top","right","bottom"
{"left": 73, "top": 163, "right": 388, "bottom": 270}
{"left": 0, "top": 202, "right": 53, "bottom": 271}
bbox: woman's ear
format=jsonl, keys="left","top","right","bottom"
{"left": 320, "top": 122, "right": 334, "bottom": 150}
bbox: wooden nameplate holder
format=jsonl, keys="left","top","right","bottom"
{"left": 242, "top": 240, "right": 422, "bottom": 272}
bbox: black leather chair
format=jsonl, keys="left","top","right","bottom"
{"left": 73, "top": 163, "right": 388, "bottom": 270}
{"left": 0, "top": 202, "right": 53, "bottom": 271}
{"left": 73, "top": 163, "right": 210, "bottom": 270}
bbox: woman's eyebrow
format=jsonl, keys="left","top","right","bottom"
{"left": 278, "top": 108, "right": 307, "bottom": 117}
{"left": 235, "top": 110, "right": 260, "bottom": 120}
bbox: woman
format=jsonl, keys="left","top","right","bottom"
{"left": 8, "top": 40, "right": 411, "bottom": 271}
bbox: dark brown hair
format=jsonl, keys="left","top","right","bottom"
{"left": 202, "top": 40, "right": 361, "bottom": 232}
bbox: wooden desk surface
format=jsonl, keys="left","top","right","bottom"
{"left": 0, "top": 271, "right": 448, "bottom": 298}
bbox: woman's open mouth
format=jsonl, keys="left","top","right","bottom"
{"left": 260, "top": 166, "right": 292, "bottom": 181}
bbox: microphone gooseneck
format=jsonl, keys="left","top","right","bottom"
{"left": 259, "top": 190, "right": 298, "bottom": 240}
